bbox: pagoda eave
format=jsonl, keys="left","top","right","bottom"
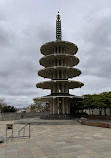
{"left": 36, "top": 80, "right": 84, "bottom": 89}
{"left": 40, "top": 54, "right": 79, "bottom": 67}
{"left": 33, "top": 94, "right": 84, "bottom": 102}
{"left": 38, "top": 66, "right": 81, "bottom": 79}
{"left": 40, "top": 40, "right": 78, "bottom": 55}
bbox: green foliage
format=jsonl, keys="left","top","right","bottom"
{"left": 0, "top": 98, "right": 7, "bottom": 109}
{"left": 1, "top": 105, "right": 17, "bottom": 113}
{"left": 70, "top": 91, "right": 111, "bottom": 110}
{"left": 0, "top": 98, "right": 17, "bottom": 113}
{"left": 30, "top": 104, "right": 36, "bottom": 112}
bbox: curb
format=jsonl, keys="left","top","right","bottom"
{"left": 81, "top": 120, "right": 111, "bottom": 128}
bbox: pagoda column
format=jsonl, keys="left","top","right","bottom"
{"left": 64, "top": 98, "right": 68, "bottom": 114}
{"left": 62, "top": 98, "right": 65, "bottom": 114}
{"left": 62, "top": 83, "right": 64, "bottom": 92}
{"left": 68, "top": 98, "right": 70, "bottom": 114}
{"left": 50, "top": 101, "right": 53, "bottom": 114}
{"left": 61, "top": 58, "right": 63, "bottom": 66}
{"left": 57, "top": 82, "right": 59, "bottom": 92}
{"left": 54, "top": 98, "right": 58, "bottom": 114}
{"left": 53, "top": 98, "right": 56, "bottom": 114}
{"left": 57, "top": 98, "right": 59, "bottom": 114}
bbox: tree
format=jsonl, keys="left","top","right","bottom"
{"left": 70, "top": 91, "right": 111, "bottom": 116}
{"left": 99, "top": 92, "right": 111, "bottom": 115}
{"left": 0, "top": 98, "right": 7, "bottom": 112}
{"left": 79, "top": 94, "right": 97, "bottom": 114}
{"left": 1, "top": 105, "right": 16, "bottom": 113}
{"left": 30, "top": 104, "right": 36, "bottom": 112}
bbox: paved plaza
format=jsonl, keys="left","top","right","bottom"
{"left": 0, "top": 118, "right": 111, "bottom": 158}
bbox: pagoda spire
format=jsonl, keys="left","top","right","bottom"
{"left": 56, "top": 11, "right": 62, "bottom": 40}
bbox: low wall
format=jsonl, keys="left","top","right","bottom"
{"left": 0, "top": 113, "right": 21, "bottom": 121}
{"left": 85, "top": 108, "right": 111, "bottom": 116}
{"left": 81, "top": 115, "right": 111, "bottom": 120}
{"left": 0, "top": 112, "right": 49, "bottom": 121}
{"left": 81, "top": 120, "right": 111, "bottom": 128}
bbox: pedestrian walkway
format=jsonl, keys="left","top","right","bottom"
{"left": 0, "top": 118, "right": 111, "bottom": 158}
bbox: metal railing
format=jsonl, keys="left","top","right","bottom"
{"left": 18, "top": 123, "right": 31, "bottom": 138}
{"left": 6, "top": 122, "right": 31, "bottom": 139}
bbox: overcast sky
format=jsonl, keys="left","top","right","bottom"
{"left": 0, "top": 0, "right": 111, "bottom": 108}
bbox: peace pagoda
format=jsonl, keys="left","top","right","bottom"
{"left": 34, "top": 12, "right": 84, "bottom": 114}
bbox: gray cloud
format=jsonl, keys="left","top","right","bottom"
{"left": 0, "top": 0, "right": 111, "bottom": 107}
{"left": 74, "top": 9, "right": 111, "bottom": 95}
{"left": 81, "top": 11, "right": 111, "bottom": 78}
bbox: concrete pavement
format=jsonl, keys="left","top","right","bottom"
{"left": 0, "top": 119, "right": 111, "bottom": 158}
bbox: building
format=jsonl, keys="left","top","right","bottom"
{"left": 34, "top": 12, "right": 84, "bottom": 114}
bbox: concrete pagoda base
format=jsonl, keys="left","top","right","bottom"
{"left": 40, "top": 114, "right": 79, "bottom": 120}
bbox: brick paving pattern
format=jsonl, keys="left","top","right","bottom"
{"left": 0, "top": 119, "right": 111, "bottom": 158}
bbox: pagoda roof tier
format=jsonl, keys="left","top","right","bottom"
{"left": 33, "top": 93, "right": 84, "bottom": 102}
{"left": 40, "top": 41, "right": 78, "bottom": 55}
{"left": 40, "top": 54, "right": 79, "bottom": 67}
{"left": 38, "top": 66, "right": 81, "bottom": 79}
{"left": 36, "top": 80, "right": 84, "bottom": 89}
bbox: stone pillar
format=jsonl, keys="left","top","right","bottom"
{"left": 65, "top": 85, "right": 67, "bottom": 93}
{"left": 68, "top": 99, "right": 70, "bottom": 114}
{"left": 66, "top": 98, "right": 70, "bottom": 114}
{"left": 63, "top": 59, "right": 64, "bottom": 66}
{"left": 57, "top": 98, "right": 59, "bottom": 114}
{"left": 62, "top": 70, "right": 63, "bottom": 78}
{"left": 64, "top": 59, "right": 66, "bottom": 66}
{"left": 57, "top": 69, "right": 59, "bottom": 78}
{"left": 62, "top": 47, "right": 64, "bottom": 54}
{"left": 54, "top": 83, "right": 56, "bottom": 93}
{"left": 66, "top": 70, "right": 67, "bottom": 79}
{"left": 54, "top": 98, "right": 58, "bottom": 114}
{"left": 64, "top": 84, "right": 66, "bottom": 93}
{"left": 54, "top": 47, "right": 56, "bottom": 54}
{"left": 64, "top": 98, "right": 66, "bottom": 114}
{"left": 57, "top": 82, "right": 59, "bottom": 92}
{"left": 54, "top": 59, "right": 55, "bottom": 66}
{"left": 53, "top": 98, "right": 55, "bottom": 114}
{"left": 62, "top": 98, "right": 65, "bottom": 114}
{"left": 66, "top": 98, "right": 69, "bottom": 114}
{"left": 50, "top": 101, "right": 53, "bottom": 114}
{"left": 62, "top": 83, "right": 64, "bottom": 92}
{"left": 60, "top": 47, "right": 61, "bottom": 53}
{"left": 64, "top": 59, "right": 65, "bottom": 66}
{"left": 53, "top": 70, "right": 56, "bottom": 79}
{"left": 64, "top": 47, "right": 65, "bottom": 53}
{"left": 68, "top": 89, "right": 69, "bottom": 93}
{"left": 66, "top": 85, "right": 69, "bottom": 93}
{"left": 61, "top": 58, "right": 63, "bottom": 66}
{"left": 64, "top": 70, "right": 67, "bottom": 79}
{"left": 53, "top": 71, "right": 54, "bottom": 79}
{"left": 55, "top": 59, "right": 57, "bottom": 66}
{"left": 57, "top": 46, "right": 59, "bottom": 54}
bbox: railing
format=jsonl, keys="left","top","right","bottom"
{"left": 6, "top": 122, "right": 31, "bottom": 139}
{"left": 18, "top": 123, "right": 31, "bottom": 138}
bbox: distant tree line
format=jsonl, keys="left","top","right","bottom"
{"left": 1, "top": 91, "right": 111, "bottom": 114}
{"left": 30, "top": 102, "right": 50, "bottom": 112}
{"left": 0, "top": 99, "right": 17, "bottom": 113}
{"left": 70, "top": 92, "right": 111, "bottom": 115}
